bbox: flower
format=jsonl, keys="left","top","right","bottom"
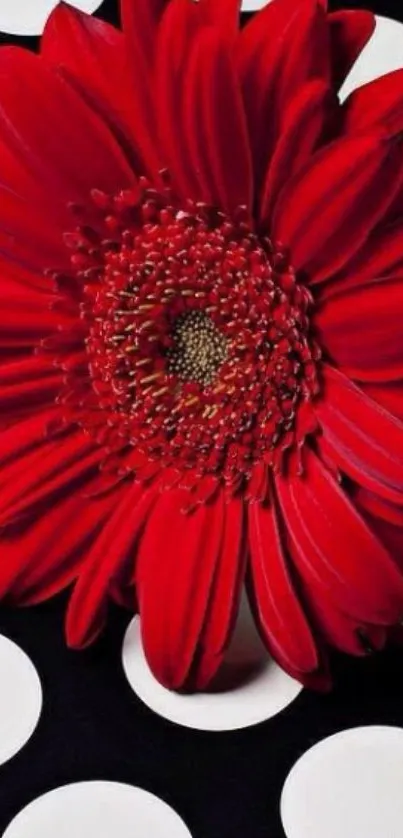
{"left": 1, "top": 0, "right": 403, "bottom": 692}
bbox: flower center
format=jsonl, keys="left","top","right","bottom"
{"left": 166, "top": 310, "right": 229, "bottom": 386}
{"left": 56, "top": 182, "right": 321, "bottom": 493}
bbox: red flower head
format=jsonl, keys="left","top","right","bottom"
{"left": 2, "top": 0, "right": 403, "bottom": 691}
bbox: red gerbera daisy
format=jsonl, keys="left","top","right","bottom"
{"left": 2, "top": 0, "right": 403, "bottom": 692}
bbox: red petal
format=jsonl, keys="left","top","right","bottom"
{"left": 354, "top": 490, "right": 403, "bottom": 581}
{"left": 342, "top": 68, "right": 403, "bottom": 136}
{"left": 361, "top": 514, "right": 403, "bottom": 576}
{"left": 193, "top": 495, "right": 247, "bottom": 690}
{"left": 0, "top": 311, "right": 58, "bottom": 345}
{"left": 0, "top": 47, "right": 136, "bottom": 206}
{"left": 316, "top": 278, "right": 403, "bottom": 383}
{"left": 362, "top": 382, "right": 403, "bottom": 423}
{"left": 43, "top": 3, "right": 160, "bottom": 179}
{"left": 354, "top": 487, "right": 403, "bottom": 529}
{"left": 120, "top": 0, "right": 165, "bottom": 66}
{"left": 0, "top": 258, "right": 51, "bottom": 297}
{"left": 66, "top": 480, "right": 158, "bottom": 648}
{"left": 183, "top": 24, "right": 252, "bottom": 213}
{"left": 238, "top": 0, "right": 331, "bottom": 213}
{"left": 155, "top": 0, "right": 204, "bottom": 200}
{"left": 285, "top": 526, "right": 384, "bottom": 656}
{"left": 246, "top": 462, "right": 269, "bottom": 503}
{"left": 0, "top": 354, "right": 70, "bottom": 426}
{"left": 136, "top": 488, "right": 225, "bottom": 690}
{"left": 319, "top": 218, "right": 403, "bottom": 301}
{"left": 273, "top": 134, "right": 401, "bottom": 281}
{"left": 309, "top": 594, "right": 384, "bottom": 656}
{"left": 259, "top": 80, "right": 332, "bottom": 224}
{"left": 1, "top": 477, "right": 121, "bottom": 604}
{"left": 0, "top": 185, "right": 69, "bottom": 271}
{"left": 316, "top": 365, "right": 403, "bottom": 504}
{"left": 0, "top": 365, "right": 62, "bottom": 414}
{"left": 0, "top": 409, "right": 59, "bottom": 464}
{"left": 248, "top": 497, "right": 318, "bottom": 673}
{"left": 203, "top": 0, "right": 241, "bottom": 38}
{"left": 277, "top": 449, "right": 403, "bottom": 624}
{"left": 329, "top": 10, "right": 375, "bottom": 90}
{"left": 0, "top": 354, "right": 59, "bottom": 386}
{"left": 0, "top": 429, "right": 103, "bottom": 526}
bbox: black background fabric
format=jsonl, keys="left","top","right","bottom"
{"left": 1, "top": 3, "right": 403, "bottom": 837}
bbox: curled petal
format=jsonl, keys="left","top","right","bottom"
{"left": 276, "top": 448, "right": 403, "bottom": 625}
{"left": 248, "top": 496, "right": 319, "bottom": 675}
{"left": 136, "top": 488, "right": 229, "bottom": 690}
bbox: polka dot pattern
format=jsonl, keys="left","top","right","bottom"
{"left": 3, "top": 782, "right": 191, "bottom": 838}
{"left": 0, "top": 635, "right": 42, "bottom": 766}
{"left": 122, "top": 600, "right": 302, "bottom": 732}
{"left": 0, "top": 5, "right": 403, "bottom": 838}
{"left": 0, "top": 0, "right": 104, "bottom": 36}
{"left": 281, "top": 727, "right": 403, "bottom": 838}
{"left": 241, "top": 0, "right": 269, "bottom": 9}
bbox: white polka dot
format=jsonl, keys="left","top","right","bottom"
{"left": 281, "top": 726, "right": 403, "bottom": 838}
{"left": 0, "top": 634, "right": 42, "bottom": 766}
{"left": 3, "top": 782, "right": 191, "bottom": 838}
{"left": 241, "top": 0, "right": 269, "bottom": 9}
{"left": 341, "top": 16, "right": 403, "bottom": 101}
{"left": 122, "top": 596, "right": 302, "bottom": 731}
{"left": 0, "top": 0, "right": 103, "bottom": 36}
